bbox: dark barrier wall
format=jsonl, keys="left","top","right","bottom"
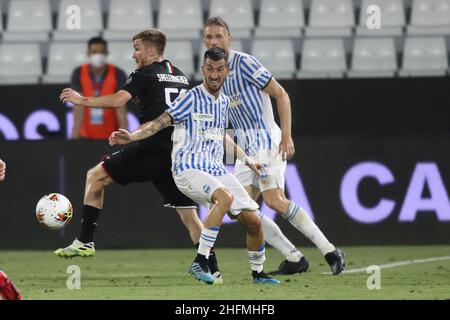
{"left": 1, "top": 79, "right": 449, "bottom": 249}
{"left": 1, "top": 77, "right": 450, "bottom": 140}
{"left": 0, "top": 139, "right": 449, "bottom": 249}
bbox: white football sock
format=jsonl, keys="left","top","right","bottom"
{"left": 283, "top": 202, "right": 335, "bottom": 255}
{"left": 260, "top": 213, "right": 304, "bottom": 262}
{"left": 248, "top": 245, "right": 266, "bottom": 273}
{"left": 197, "top": 227, "right": 220, "bottom": 258}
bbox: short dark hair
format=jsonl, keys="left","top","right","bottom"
{"left": 204, "top": 47, "right": 229, "bottom": 63}
{"left": 204, "top": 16, "right": 231, "bottom": 35}
{"left": 87, "top": 37, "right": 108, "bottom": 50}
{"left": 132, "top": 29, "right": 166, "bottom": 55}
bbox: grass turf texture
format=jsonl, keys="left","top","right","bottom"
{"left": 1, "top": 246, "right": 449, "bottom": 300}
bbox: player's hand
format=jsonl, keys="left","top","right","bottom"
{"left": 279, "top": 136, "right": 295, "bottom": 161}
{"left": 244, "top": 157, "right": 264, "bottom": 176}
{"left": 0, "top": 159, "right": 6, "bottom": 182}
{"left": 59, "top": 88, "right": 84, "bottom": 106}
{"left": 109, "top": 128, "right": 132, "bottom": 146}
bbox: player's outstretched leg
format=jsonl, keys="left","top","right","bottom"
{"left": 238, "top": 211, "right": 280, "bottom": 284}
{"left": 55, "top": 163, "right": 113, "bottom": 258}
{"left": 189, "top": 189, "right": 231, "bottom": 285}
{"left": 262, "top": 189, "right": 345, "bottom": 275}
{"left": 0, "top": 271, "right": 21, "bottom": 300}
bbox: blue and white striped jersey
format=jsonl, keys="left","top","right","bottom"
{"left": 166, "top": 84, "right": 230, "bottom": 176}
{"left": 223, "top": 50, "right": 282, "bottom": 157}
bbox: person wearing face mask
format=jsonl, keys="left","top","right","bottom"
{"left": 70, "top": 37, "right": 128, "bottom": 139}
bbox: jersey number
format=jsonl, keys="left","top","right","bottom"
{"left": 165, "top": 88, "right": 187, "bottom": 107}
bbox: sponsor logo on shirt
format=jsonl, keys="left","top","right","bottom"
{"left": 198, "top": 128, "right": 224, "bottom": 141}
{"left": 193, "top": 113, "right": 214, "bottom": 122}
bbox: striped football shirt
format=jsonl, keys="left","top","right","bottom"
{"left": 166, "top": 84, "right": 230, "bottom": 176}
{"left": 223, "top": 50, "right": 282, "bottom": 157}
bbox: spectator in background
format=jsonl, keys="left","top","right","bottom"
{"left": 70, "top": 37, "right": 128, "bottom": 139}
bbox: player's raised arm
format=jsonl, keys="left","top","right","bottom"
{"left": 109, "top": 112, "right": 173, "bottom": 145}
{"left": 263, "top": 78, "right": 295, "bottom": 161}
{"left": 59, "top": 88, "right": 132, "bottom": 109}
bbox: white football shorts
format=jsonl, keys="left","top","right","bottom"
{"left": 234, "top": 148, "right": 287, "bottom": 192}
{"left": 173, "top": 169, "right": 259, "bottom": 216}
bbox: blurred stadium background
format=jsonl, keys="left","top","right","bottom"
{"left": 0, "top": 0, "right": 449, "bottom": 300}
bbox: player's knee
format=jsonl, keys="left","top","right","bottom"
{"left": 86, "top": 166, "right": 105, "bottom": 187}
{"left": 177, "top": 209, "right": 197, "bottom": 224}
{"left": 86, "top": 168, "right": 98, "bottom": 183}
{"left": 264, "top": 195, "right": 286, "bottom": 213}
{"left": 244, "top": 213, "right": 262, "bottom": 235}
{"left": 215, "top": 189, "right": 234, "bottom": 211}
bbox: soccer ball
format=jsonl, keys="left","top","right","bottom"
{"left": 36, "top": 193, "right": 73, "bottom": 230}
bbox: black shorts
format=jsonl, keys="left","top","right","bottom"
{"left": 101, "top": 132, "right": 196, "bottom": 209}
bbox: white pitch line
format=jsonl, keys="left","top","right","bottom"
{"left": 321, "top": 255, "right": 450, "bottom": 275}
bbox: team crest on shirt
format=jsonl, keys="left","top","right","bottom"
{"left": 203, "top": 185, "right": 211, "bottom": 194}
{"left": 193, "top": 113, "right": 214, "bottom": 122}
{"left": 229, "top": 94, "right": 243, "bottom": 108}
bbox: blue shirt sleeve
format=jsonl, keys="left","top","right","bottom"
{"left": 240, "top": 55, "right": 273, "bottom": 89}
{"left": 165, "top": 90, "right": 194, "bottom": 123}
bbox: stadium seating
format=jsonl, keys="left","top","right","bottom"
{"left": 53, "top": 0, "right": 102, "bottom": 41}
{"left": 104, "top": 0, "right": 153, "bottom": 41}
{"left": 251, "top": 40, "right": 296, "bottom": 79}
{"left": 0, "top": 0, "right": 449, "bottom": 82}
{"left": 306, "top": 0, "right": 354, "bottom": 37}
{"left": 42, "top": 42, "right": 86, "bottom": 84}
{"left": 158, "top": 0, "right": 203, "bottom": 40}
{"left": 356, "top": 0, "right": 405, "bottom": 36}
{"left": 348, "top": 38, "right": 397, "bottom": 78}
{"left": 408, "top": 0, "right": 450, "bottom": 35}
{"left": 164, "top": 41, "right": 195, "bottom": 78}
{"left": 3, "top": 0, "right": 52, "bottom": 42}
{"left": 195, "top": 41, "right": 244, "bottom": 81}
{"left": 297, "top": 39, "right": 347, "bottom": 78}
{"left": 107, "top": 42, "right": 137, "bottom": 75}
{"left": 0, "top": 43, "right": 42, "bottom": 84}
{"left": 209, "top": 0, "right": 254, "bottom": 39}
{"left": 399, "top": 37, "right": 448, "bottom": 77}
{"left": 255, "top": 0, "right": 304, "bottom": 38}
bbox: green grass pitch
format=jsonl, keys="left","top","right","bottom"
{"left": 1, "top": 246, "right": 449, "bottom": 300}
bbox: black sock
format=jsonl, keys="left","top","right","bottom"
{"left": 252, "top": 270, "right": 268, "bottom": 278}
{"left": 252, "top": 270, "right": 262, "bottom": 278}
{"left": 78, "top": 205, "right": 101, "bottom": 243}
{"left": 194, "top": 253, "right": 209, "bottom": 271}
{"left": 208, "top": 250, "right": 219, "bottom": 274}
